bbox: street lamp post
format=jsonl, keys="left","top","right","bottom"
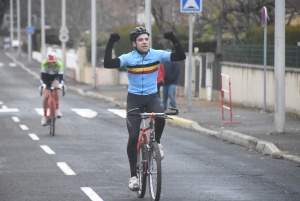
{"left": 10, "top": 0, "right": 13, "bottom": 52}
{"left": 28, "top": 0, "right": 32, "bottom": 62}
{"left": 91, "top": 0, "right": 97, "bottom": 89}
{"left": 41, "top": 0, "right": 46, "bottom": 60}
{"left": 17, "top": 0, "right": 20, "bottom": 57}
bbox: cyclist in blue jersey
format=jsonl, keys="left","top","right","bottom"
{"left": 104, "top": 26, "right": 186, "bottom": 191}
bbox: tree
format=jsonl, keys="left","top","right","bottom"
{"left": 0, "top": 0, "right": 10, "bottom": 28}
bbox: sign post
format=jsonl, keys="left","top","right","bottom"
{"left": 262, "top": 6, "right": 267, "bottom": 112}
{"left": 180, "top": 0, "right": 202, "bottom": 112}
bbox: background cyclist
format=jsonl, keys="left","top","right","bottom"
{"left": 103, "top": 26, "right": 186, "bottom": 191}
{"left": 40, "top": 51, "right": 65, "bottom": 126}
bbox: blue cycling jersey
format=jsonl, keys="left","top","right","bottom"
{"left": 119, "top": 48, "right": 171, "bottom": 95}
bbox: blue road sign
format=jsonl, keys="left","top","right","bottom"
{"left": 26, "top": 26, "right": 35, "bottom": 35}
{"left": 181, "top": 0, "right": 202, "bottom": 13}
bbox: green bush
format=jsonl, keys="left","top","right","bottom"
{"left": 245, "top": 25, "right": 300, "bottom": 46}
{"left": 83, "top": 31, "right": 108, "bottom": 62}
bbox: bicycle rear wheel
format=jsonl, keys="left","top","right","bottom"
{"left": 136, "top": 144, "right": 147, "bottom": 198}
{"left": 50, "top": 101, "right": 55, "bottom": 136}
{"left": 148, "top": 141, "right": 162, "bottom": 201}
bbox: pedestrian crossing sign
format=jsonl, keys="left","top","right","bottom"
{"left": 181, "top": 0, "right": 202, "bottom": 13}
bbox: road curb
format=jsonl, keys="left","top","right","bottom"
{"left": 5, "top": 52, "right": 40, "bottom": 80}
{"left": 168, "top": 117, "right": 300, "bottom": 166}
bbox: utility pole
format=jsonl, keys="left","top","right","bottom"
{"left": 187, "top": 14, "right": 194, "bottom": 112}
{"left": 10, "top": 0, "right": 13, "bottom": 52}
{"left": 274, "top": 0, "right": 285, "bottom": 133}
{"left": 41, "top": 0, "right": 46, "bottom": 60}
{"left": 145, "top": 0, "right": 152, "bottom": 47}
{"left": 28, "top": 0, "right": 32, "bottom": 62}
{"left": 17, "top": 0, "right": 20, "bottom": 57}
{"left": 60, "top": 0, "right": 69, "bottom": 71}
{"left": 91, "top": 0, "right": 97, "bottom": 88}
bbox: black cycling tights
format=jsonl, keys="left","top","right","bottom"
{"left": 126, "top": 92, "right": 165, "bottom": 177}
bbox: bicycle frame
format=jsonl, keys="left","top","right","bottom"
{"left": 47, "top": 87, "right": 61, "bottom": 136}
{"left": 40, "top": 81, "right": 65, "bottom": 136}
{"left": 127, "top": 108, "right": 178, "bottom": 201}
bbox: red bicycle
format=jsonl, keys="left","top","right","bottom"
{"left": 40, "top": 81, "right": 65, "bottom": 136}
{"left": 127, "top": 107, "right": 178, "bottom": 201}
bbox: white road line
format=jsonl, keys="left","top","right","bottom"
{"left": 19, "top": 125, "right": 29, "bottom": 130}
{"left": 108, "top": 109, "right": 126, "bottom": 119}
{"left": 57, "top": 162, "right": 76, "bottom": 175}
{"left": 71, "top": 108, "right": 98, "bottom": 118}
{"left": 2, "top": 105, "right": 7, "bottom": 109}
{"left": 0, "top": 108, "right": 19, "bottom": 113}
{"left": 81, "top": 187, "right": 104, "bottom": 201}
{"left": 0, "top": 62, "right": 3, "bottom": 67}
{"left": 40, "top": 145, "right": 56, "bottom": 154}
{"left": 35, "top": 108, "right": 44, "bottom": 116}
{"left": 12, "top": 116, "right": 20, "bottom": 122}
{"left": 28, "top": 133, "right": 39, "bottom": 140}
{"left": 9, "top": 62, "right": 17, "bottom": 67}
{"left": 0, "top": 101, "right": 2, "bottom": 105}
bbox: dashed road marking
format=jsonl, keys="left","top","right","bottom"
{"left": 57, "top": 162, "right": 76, "bottom": 175}
{"left": 28, "top": 133, "right": 39, "bottom": 140}
{"left": 9, "top": 62, "right": 17, "bottom": 67}
{"left": 81, "top": 187, "right": 104, "bottom": 201}
{"left": 20, "top": 125, "right": 29, "bottom": 130}
{"left": 12, "top": 116, "right": 20, "bottom": 122}
{"left": 108, "top": 109, "right": 126, "bottom": 119}
{"left": 40, "top": 145, "right": 55, "bottom": 154}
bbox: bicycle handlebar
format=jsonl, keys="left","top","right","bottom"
{"left": 127, "top": 107, "right": 179, "bottom": 117}
{"left": 39, "top": 81, "right": 66, "bottom": 96}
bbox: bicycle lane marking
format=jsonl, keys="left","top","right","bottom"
{"left": 81, "top": 187, "right": 104, "bottom": 201}
{"left": 107, "top": 109, "right": 126, "bottom": 118}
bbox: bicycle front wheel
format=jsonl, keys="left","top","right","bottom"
{"left": 148, "top": 141, "right": 162, "bottom": 201}
{"left": 50, "top": 101, "right": 55, "bottom": 136}
{"left": 136, "top": 144, "right": 147, "bottom": 198}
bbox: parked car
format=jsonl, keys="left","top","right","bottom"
{"left": 12, "top": 40, "right": 23, "bottom": 48}
{"left": 3, "top": 38, "right": 10, "bottom": 50}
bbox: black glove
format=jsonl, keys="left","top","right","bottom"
{"left": 164, "top": 30, "right": 176, "bottom": 41}
{"left": 108, "top": 33, "right": 120, "bottom": 43}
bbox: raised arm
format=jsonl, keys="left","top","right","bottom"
{"left": 103, "top": 33, "right": 121, "bottom": 69}
{"left": 164, "top": 31, "right": 186, "bottom": 61}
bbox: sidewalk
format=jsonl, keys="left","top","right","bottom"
{"left": 6, "top": 51, "right": 300, "bottom": 166}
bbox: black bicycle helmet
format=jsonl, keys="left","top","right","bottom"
{"left": 129, "top": 26, "right": 150, "bottom": 42}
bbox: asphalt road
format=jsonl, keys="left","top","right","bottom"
{"left": 0, "top": 51, "right": 300, "bottom": 201}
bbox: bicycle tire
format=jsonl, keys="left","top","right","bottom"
{"left": 148, "top": 141, "right": 162, "bottom": 201}
{"left": 50, "top": 101, "right": 55, "bottom": 136}
{"left": 136, "top": 144, "right": 147, "bottom": 198}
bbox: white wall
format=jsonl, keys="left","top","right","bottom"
{"left": 220, "top": 62, "right": 300, "bottom": 115}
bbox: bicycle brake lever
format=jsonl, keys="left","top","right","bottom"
{"left": 135, "top": 117, "right": 143, "bottom": 121}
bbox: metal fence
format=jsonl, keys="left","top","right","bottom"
{"left": 223, "top": 45, "right": 300, "bottom": 68}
